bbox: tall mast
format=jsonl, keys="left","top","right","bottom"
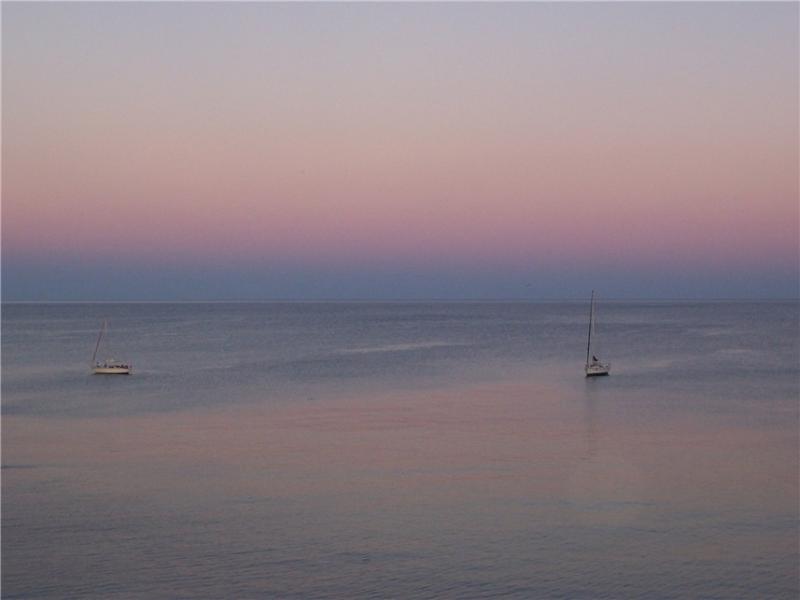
{"left": 586, "top": 291, "right": 594, "bottom": 366}
{"left": 92, "top": 320, "right": 106, "bottom": 366}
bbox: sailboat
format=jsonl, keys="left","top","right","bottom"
{"left": 585, "top": 290, "right": 610, "bottom": 377}
{"left": 91, "top": 320, "right": 132, "bottom": 375}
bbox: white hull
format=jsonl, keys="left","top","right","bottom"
{"left": 585, "top": 363, "right": 610, "bottom": 377}
{"left": 93, "top": 366, "right": 131, "bottom": 375}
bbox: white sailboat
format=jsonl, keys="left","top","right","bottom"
{"left": 91, "top": 320, "right": 132, "bottom": 375}
{"left": 585, "top": 290, "right": 610, "bottom": 377}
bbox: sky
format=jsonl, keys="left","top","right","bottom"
{"left": 2, "top": 2, "right": 798, "bottom": 300}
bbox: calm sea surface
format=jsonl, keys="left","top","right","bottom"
{"left": 2, "top": 302, "right": 798, "bottom": 598}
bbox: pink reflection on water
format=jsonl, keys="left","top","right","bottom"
{"left": 5, "top": 379, "right": 796, "bottom": 522}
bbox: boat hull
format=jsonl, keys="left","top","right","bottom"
{"left": 585, "top": 370, "right": 609, "bottom": 377}
{"left": 93, "top": 366, "right": 131, "bottom": 375}
{"left": 585, "top": 364, "right": 610, "bottom": 377}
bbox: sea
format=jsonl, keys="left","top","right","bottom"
{"left": 2, "top": 301, "right": 798, "bottom": 599}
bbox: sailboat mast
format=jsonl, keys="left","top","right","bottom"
{"left": 586, "top": 291, "right": 594, "bottom": 366}
{"left": 92, "top": 320, "right": 106, "bottom": 366}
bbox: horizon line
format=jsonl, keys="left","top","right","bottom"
{"left": 2, "top": 297, "right": 799, "bottom": 305}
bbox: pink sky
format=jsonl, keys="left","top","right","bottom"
{"left": 3, "top": 2, "right": 797, "bottom": 298}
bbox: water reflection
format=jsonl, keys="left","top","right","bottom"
{"left": 581, "top": 383, "right": 598, "bottom": 462}
{"left": 3, "top": 299, "right": 798, "bottom": 597}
